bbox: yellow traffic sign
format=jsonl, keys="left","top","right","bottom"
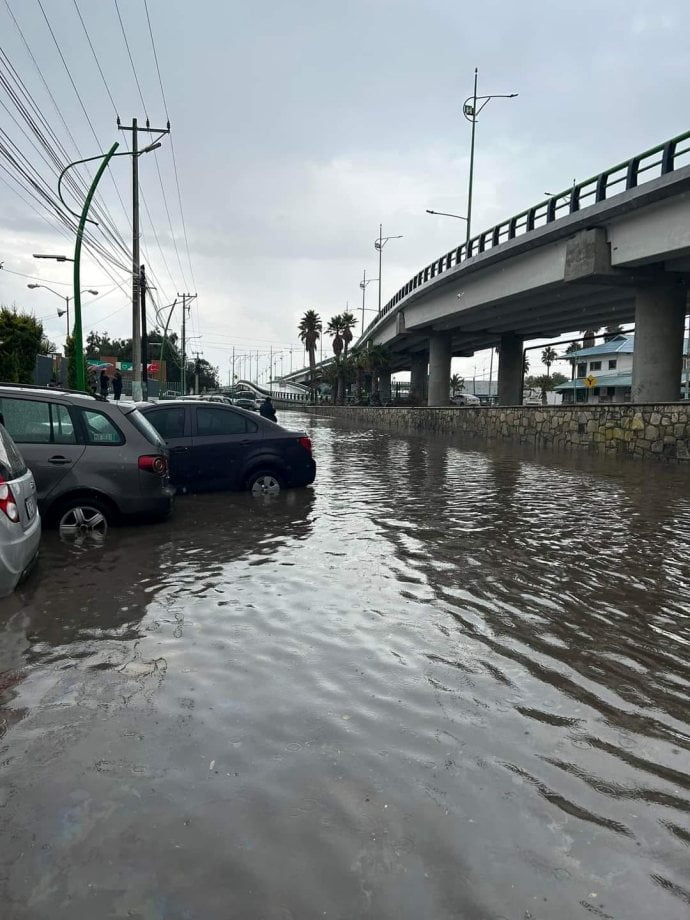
{"left": 584, "top": 374, "right": 597, "bottom": 388}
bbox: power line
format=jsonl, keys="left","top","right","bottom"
{"left": 113, "top": 0, "right": 148, "bottom": 119}
{"left": 143, "top": 0, "right": 196, "bottom": 289}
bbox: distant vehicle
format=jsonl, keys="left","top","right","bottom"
{"left": 161, "top": 389, "right": 181, "bottom": 399}
{"left": 0, "top": 422, "right": 41, "bottom": 596}
{"left": 199, "top": 394, "right": 233, "bottom": 405}
{"left": 233, "top": 397, "right": 259, "bottom": 411}
{"left": 140, "top": 399, "right": 316, "bottom": 495}
{"left": 0, "top": 385, "right": 174, "bottom": 535}
{"left": 450, "top": 393, "right": 481, "bottom": 405}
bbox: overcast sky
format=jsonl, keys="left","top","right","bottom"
{"left": 1, "top": 0, "right": 689, "bottom": 384}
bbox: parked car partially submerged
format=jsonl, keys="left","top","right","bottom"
{"left": 140, "top": 399, "right": 316, "bottom": 495}
{"left": 0, "top": 384, "right": 174, "bottom": 535}
{"left": 0, "top": 422, "right": 41, "bottom": 596}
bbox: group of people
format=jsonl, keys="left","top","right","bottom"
{"left": 92, "top": 368, "right": 123, "bottom": 401}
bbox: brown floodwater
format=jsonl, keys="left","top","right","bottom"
{"left": 1, "top": 410, "right": 689, "bottom": 920}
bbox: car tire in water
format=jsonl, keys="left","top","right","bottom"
{"left": 52, "top": 495, "right": 113, "bottom": 540}
{"left": 246, "top": 470, "right": 284, "bottom": 496}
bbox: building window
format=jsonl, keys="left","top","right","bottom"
{"left": 607, "top": 387, "right": 616, "bottom": 396}
{"left": 608, "top": 360, "right": 617, "bottom": 370}
{"left": 577, "top": 363, "right": 587, "bottom": 378}
{"left": 591, "top": 387, "right": 600, "bottom": 396}
{"left": 590, "top": 361, "right": 602, "bottom": 371}
{"left": 576, "top": 389, "right": 586, "bottom": 402}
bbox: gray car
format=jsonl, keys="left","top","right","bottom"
{"left": 0, "top": 384, "right": 174, "bottom": 536}
{"left": 0, "top": 422, "right": 41, "bottom": 596}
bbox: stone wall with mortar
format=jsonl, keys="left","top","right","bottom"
{"left": 301, "top": 404, "right": 690, "bottom": 462}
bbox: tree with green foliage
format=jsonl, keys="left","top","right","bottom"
{"left": 541, "top": 346, "right": 558, "bottom": 378}
{"left": 298, "top": 309, "right": 322, "bottom": 399}
{"left": 340, "top": 311, "right": 357, "bottom": 360}
{"left": 449, "top": 373, "right": 464, "bottom": 396}
{"left": 0, "top": 307, "right": 45, "bottom": 383}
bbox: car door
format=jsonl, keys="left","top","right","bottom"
{"left": 0, "top": 396, "right": 85, "bottom": 506}
{"left": 141, "top": 405, "right": 192, "bottom": 487}
{"left": 189, "top": 405, "right": 258, "bottom": 491}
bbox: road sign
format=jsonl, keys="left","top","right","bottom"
{"left": 584, "top": 374, "right": 597, "bottom": 388}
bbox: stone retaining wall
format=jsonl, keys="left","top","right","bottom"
{"left": 302, "top": 404, "right": 690, "bottom": 462}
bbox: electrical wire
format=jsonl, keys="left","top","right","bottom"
{"left": 113, "top": 0, "right": 148, "bottom": 120}
{"left": 143, "top": 0, "right": 196, "bottom": 291}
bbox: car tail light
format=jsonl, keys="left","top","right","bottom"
{"left": 138, "top": 454, "right": 168, "bottom": 475}
{"left": 298, "top": 436, "right": 312, "bottom": 454}
{"left": 0, "top": 477, "right": 19, "bottom": 522}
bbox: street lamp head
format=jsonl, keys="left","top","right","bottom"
{"left": 33, "top": 253, "right": 72, "bottom": 262}
{"left": 57, "top": 308, "right": 66, "bottom": 318}
{"left": 143, "top": 141, "right": 162, "bottom": 154}
{"left": 87, "top": 289, "right": 99, "bottom": 296}
{"left": 27, "top": 283, "right": 39, "bottom": 289}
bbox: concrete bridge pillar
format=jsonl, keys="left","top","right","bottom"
{"left": 409, "top": 355, "right": 428, "bottom": 403}
{"left": 632, "top": 282, "right": 687, "bottom": 403}
{"left": 498, "top": 333, "right": 524, "bottom": 406}
{"left": 428, "top": 333, "right": 452, "bottom": 406}
{"left": 378, "top": 370, "right": 391, "bottom": 404}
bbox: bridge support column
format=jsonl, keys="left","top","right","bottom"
{"left": 498, "top": 333, "right": 524, "bottom": 406}
{"left": 428, "top": 333, "right": 452, "bottom": 406}
{"left": 378, "top": 370, "right": 391, "bottom": 404}
{"left": 409, "top": 355, "right": 428, "bottom": 403}
{"left": 632, "top": 282, "right": 687, "bottom": 403}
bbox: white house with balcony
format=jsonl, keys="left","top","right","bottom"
{"left": 554, "top": 334, "right": 690, "bottom": 404}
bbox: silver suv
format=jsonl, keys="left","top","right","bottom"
{"left": 0, "top": 422, "right": 41, "bottom": 595}
{"left": 0, "top": 385, "right": 174, "bottom": 535}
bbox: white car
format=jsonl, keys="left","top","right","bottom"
{"left": 0, "top": 423, "right": 41, "bottom": 597}
{"left": 450, "top": 393, "right": 481, "bottom": 405}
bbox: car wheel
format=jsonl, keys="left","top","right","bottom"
{"left": 54, "top": 497, "right": 111, "bottom": 541}
{"left": 246, "top": 470, "right": 284, "bottom": 495}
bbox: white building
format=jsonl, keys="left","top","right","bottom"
{"left": 555, "top": 334, "right": 690, "bottom": 404}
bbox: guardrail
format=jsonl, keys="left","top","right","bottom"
{"left": 362, "top": 130, "right": 690, "bottom": 339}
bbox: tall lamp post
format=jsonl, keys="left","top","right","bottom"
{"left": 56, "top": 140, "right": 161, "bottom": 391}
{"left": 374, "top": 224, "right": 403, "bottom": 316}
{"left": 359, "top": 268, "right": 379, "bottom": 337}
{"left": 463, "top": 69, "right": 518, "bottom": 246}
{"left": 27, "top": 284, "right": 98, "bottom": 341}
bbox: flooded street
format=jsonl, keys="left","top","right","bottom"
{"left": 1, "top": 410, "right": 689, "bottom": 920}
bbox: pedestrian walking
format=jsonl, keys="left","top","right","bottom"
{"left": 112, "top": 369, "right": 123, "bottom": 401}
{"left": 99, "top": 369, "right": 110, "bottom": 399}
{"left": 259, "top": 395, "right": 277, "bottom": 423}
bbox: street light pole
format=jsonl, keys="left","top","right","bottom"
{"left": 359, "top": 268, "right": 379, "bottom": 337}
{"left": 57, "top": 141, "right": 161, "bottom": 390}
{"left": 374, "top": 225, "right": 403, "bottom": 317}
{"left": 27, "top": 284, "right": 99, "bottom": 343}
{"left": 462, "top": 69, "right": 518, "bottom": 247}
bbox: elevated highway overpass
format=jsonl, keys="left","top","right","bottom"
{"left": 286, "top": 132, "right": 690, "bottom": 405}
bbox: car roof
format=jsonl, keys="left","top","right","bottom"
{"left": 140, "top": 399, "right": 277, "bottom": 424}
{"left": 0, "top": 383, "right": 111, "bottom": 405}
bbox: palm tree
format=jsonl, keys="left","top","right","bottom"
{"left": 603, "top": 323, "right": 623, "bottom": 342}
{"left": 340, "top": 311, "right": 357, "bottom": 358}
{"left": 298, "top": 309, "right": 322, "bottom": 399}
{"left": 541, "top": 346, "right": 558, "bottom": 379}
{"left": 565, "top": 341, "right": 582, "bottom": 380}
{"left": 365, "top": 344, "right": 391, "bottom": 404}
{"left": 326, "top": 314, "right": 344, "bottom": 403}
{"left": 581, "top": 327, "right": 599, "bottom": 349}
{"left": 449, "top": 373, "right": 464, "bottom": 396}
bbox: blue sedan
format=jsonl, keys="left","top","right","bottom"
{"left": 140, "top": 400, "right": 316, "bottom": 495}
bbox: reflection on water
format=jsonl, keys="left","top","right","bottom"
{"left": 1, "top": 413, "right": 689, "bottom": 920}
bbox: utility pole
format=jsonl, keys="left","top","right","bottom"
{"left": 119, "top": 117, "right": 170, "bottom": 400}
{"left": 232, "top": 346, "right": 235, "bottom": 389}
{"left": 194, "top": 352, "right": 201, "bottom": 394}
{"left": 177, "top": 291, "right": 197, "bottom": 395}
{"left": 140, "top": 264, "right": 148, "bottom": 400}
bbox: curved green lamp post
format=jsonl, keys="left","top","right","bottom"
{"left": 57, "top": 139, "right": 160, "bottom": 391}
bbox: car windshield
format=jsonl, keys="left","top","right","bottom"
{"left": 0, "top": 424, "right": 26, "bottom": 480}
{"left": 122, "top": 407, "right": 167, "bottom": 449}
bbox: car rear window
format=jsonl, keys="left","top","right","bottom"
{"left": 145, "top": 406, "right": 186, "bottom": 439}
{"left": 124, "top": 408, "right": 167, "bottom": 449}
{"left": 196, "top": 406, "right": 257, "bottom": 436}
{"left": 0, "top": 425, "right": 27, "bottom": 480}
